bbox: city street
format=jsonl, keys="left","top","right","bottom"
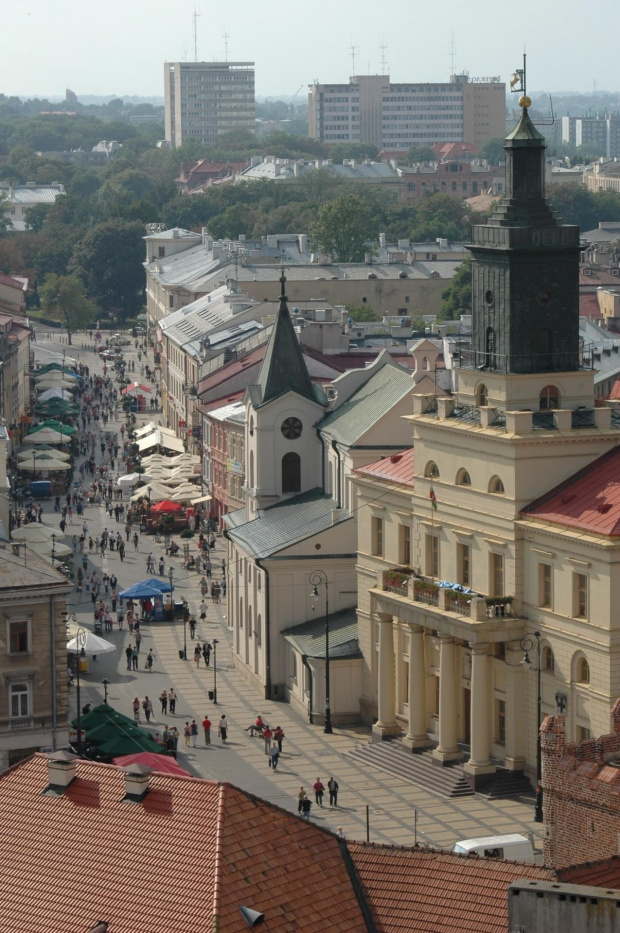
{"left": 31, "top": 329, "right": 542, "bottom": 850}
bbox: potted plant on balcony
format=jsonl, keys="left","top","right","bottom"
{"left": 383, "top": 568, "right": 414, "bottom": 591}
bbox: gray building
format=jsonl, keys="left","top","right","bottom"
{"left": 164, "top": 61, "right": 255, "bottom": 147}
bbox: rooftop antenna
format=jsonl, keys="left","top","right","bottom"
{"left": 380, "top": 41, "right": 388, "bottom": 75}
{"left": 223, "top": 28, "right": 230, "bottom": 63}
{"left": 350, "top": 43, "right": 358, "bottom": 77}
{"left": 192, "top": 3, "right": 200, "bottom": 62}
{"left": 450, "top": 33, "right": 456, "bottom": 76}
{"left": 181, "top": 41, "right": 188, "bottom": 62}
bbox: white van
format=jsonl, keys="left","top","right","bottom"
{"left": 452, "top": 833, "right": 535, "bottom": 863}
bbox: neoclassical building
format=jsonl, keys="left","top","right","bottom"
{"left": 354, "top": 100, "right": 620, "bottom": 795}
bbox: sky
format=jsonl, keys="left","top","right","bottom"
{"left": 3, "top": 0, "right": 620, "bottom": 100}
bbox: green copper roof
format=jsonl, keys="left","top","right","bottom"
{"left": 505, "top": 106, "right": 545, "bottom": 144}
{"left": 255, "top": 273, "right": 318, "bottom": 407}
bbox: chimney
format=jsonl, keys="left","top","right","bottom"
{"left": 379, "top": 233, "right": 387, "bottom": 249}
{"left": 172, "top": 228, "right": 179, "bottom": 238}
{"left": 122, "top": 763, "right": 152, "bottom": 802}
{"left": 331, "top": 509, "right": 340, "bottom": 525}
{"left": 45, "top": 750, "right": 78, "bottom": 793}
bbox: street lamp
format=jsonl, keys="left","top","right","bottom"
{"left": 309, "top": 570, "right": 332, "bottom": 734}
{"left": 521, "top": 631, "right": 543, "bottom": 823}
{"left": 73, "top": 624, "right": 87, "bottom": 755}
{"left": 212, "top": 638, "right": 219, "bottom": 703}
{"left": 51, "top": 533, "right": 56, "bottom": 566}
{"left": 101, "top": 678, "right": 110, "bottom": 704}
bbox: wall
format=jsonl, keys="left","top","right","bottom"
{"left": 509, "top": 881, "right": 620, "bottom": 933}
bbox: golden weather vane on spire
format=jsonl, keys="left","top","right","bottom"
{"left": 509, "top": 52, "right": 531, "bottom": 109}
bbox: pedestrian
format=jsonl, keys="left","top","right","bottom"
{"left": 298, "top": 787, "right": 306, "bottom": 814}
{"left": 190, "top": 719, "right": 198, "bottom": 747}
{"left": 274, "top": 726, "right": 285, "bottom": 753}
{"left": 194, "top": 644, "right": 201, "bottom": 668}
{"left": 199, "top": 599, "right": 207, "bottom": 623}
{"left": 183, "top": 722, "right": 191, "bottom": 747}
{"left": 160, "top": 690, "right": 168, "bottom": 714}
{"left": 301, "top": 796, "right": 312, "bottom": 821}
{"left": 143, "top": 696, "right": 153, "bottom": 722}
{"left": 202, "top": 642, "right": 209, "bottom": 667}
{"left": 117, "top": 606, "right": 124, "bottom": 629}
{"left": 218, "top": 714, "right": 228, "bottom": 743}
{"left": 133, "top": 532, "right": 139, "bottom": 551}
{"left": 328, "top": 777, "right": 339, "bottom": 807}
{"left": 202, "top": 714, "right": 211, "bottom": 745}
{"left": 159, "top": 555, "right": 165, "bottom": 576}
{"left": 336, "top": 827, "right": 346, "bottom": 840}
{"left": 145, "top": 649, "right": 155, "bottom": 672}
{"left": 313, "top": 778, "right": 325, "bottom": 807}
{"left": 168, "top": 688, "right": 176, "bottom": 714}
{"left": 125, "top": 644, "right": 132, "bottom": 671}
{"left": 189, "top": 616, "right": 196, "bottom": 639}
{"left": 118, "top": 541, "right": 125, "bottom": 561}
{"left": 132, "top": 697, "right": 140, "bottom": 722}
{"left": 269, "top": 742, "right": 280, "bottom": 770}
{"left": 262, "top": 724, "right": 273, "bottom": 756}
{"left": 128, "top": 610, "right": 134, "bottom": 633}
{"left": 135, "top": 631, "right": 142, "bottom": 653}
{"left": 131, "top": 646, "right": 138, "bottom": 670}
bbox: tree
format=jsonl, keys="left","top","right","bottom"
{"left": 345, "top": 303, "right": 381, "bottom": 322}
{"left": 69, "top": 219, "right": 145, "bottom": 319}
{"left": 328, "top": 142, "right": 379, "bottom": 163}
{"left": 409, "top": 192, "right": 472, "bottom": 243}
{"left": 39, "top": 273, "right": 97, "bottom": 343}
{"left": 311, "top": 193, "right": 377, "bottom": 262}
{"left": 406, "top": 145, "right": 436, "bottom": 164}
{"left": 478, "top": 138, "right": 506, "bottom": 166}
{"left": 439, "top": 257, "right": 471, "bottom": 320}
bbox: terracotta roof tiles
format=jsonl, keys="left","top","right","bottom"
{"left": 559, "top": 856, "right": 620, "bottom": 888}
{"left": 354, "top": 448, "right": 415, "bottom": 487}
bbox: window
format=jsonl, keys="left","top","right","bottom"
{"left": 10, "top": 683, "right": 29, "bottom": 720}
{"left": 256, "top": 615, "right": 262, "bottom": 645}
{"left": 577, "top": 656, "right": 590, "bottom": 684}
{"left": 291, "top": 650, "right": 298, "bottom": 683}
{"left": 8, "top": 620, "right": 29, "bottom": 654}
{"left": 540, "top": 385, "right": 560, "bottom": 411}
{"left": 282, "top": 454, "right": 301, "bottom": 493}
{"left": 168, "top": 294, "right": 174, "bottom": 309}
{"left": 401, "top": 659, "right": 410, "bottom": 704}
{"left": 371, "top": 516, "right": 384, "bottom": 557}
{"left": 495, "top": 699, "right": 506, "bottom": 744}
{"left": 539, "top": 564, "right": 553, "bottom": 609}
{"left": 543, "top": 645, "right": 555, "bottom": 672}
{"left": 489, "top": 476, "right": 504, "bottom": 494}
{"left": 399, "top": 524, "right": 411, "bottom": 566}
{"left": 577, "top": 725, "right": 592, "bottom": 742}
{"left": 457, "top": 543, "right": 471, "bottom": 587}
{"left": 158, "top": 246, "right": 165, "bottom": 258}
{"left": 424, "top": 461, "right": 439, "bottom": 478}
{"left": 456, "top": 469, "right": 471, "bottom": 486}
{"left": 426, "top": 534, "right": 440, "bottom": 578}
{"left": 486, "top": 326, "right": 496, "bottom": 369}
{"left": 476, "top": 384, "right": 488, "bottom": 407}
{"left": 573, "top": 573, "right": 588, "bottom": 619}
{"left": 490, "top": 553, "right": 504, "bottom": 597}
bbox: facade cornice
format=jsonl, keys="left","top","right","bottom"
{"left": 517, "top": 518, "right": 620, "bottom": 553}
{"left": 412, "top": 416, "right": 620, "bottom": 449}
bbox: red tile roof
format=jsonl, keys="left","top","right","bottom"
{"left": 559, "top": 855, "right": 620, "bottom": 888}
{"left": 0, "top": 755, "right": 368, "bottom": 933}
{"left": 348, "top": 844, "right": 554, "bottom": 933}
{"left": 610, "top": 378, "right": 620, "bottom": 400}
{"left": 521, "top": 446, "right": 620, "bottom": 536}
{"left": 580, "top": 293, "right": 602, "bottom": 320}
{"left": 354, "top": 448, "right": 415, "bottom": 487}
{"left": 0, "top": 271, "right": 27, "bottom": 291}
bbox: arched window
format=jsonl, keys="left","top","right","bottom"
{"left": 489, "top": 476, "right": 505, "bottom": 494}
{"left": 456, "top": 469, "right": 471, "bottom": 486}
{"left": 576, "top": 656, "right": 590, "bottom": 684}
{"left": 476, "top": 384, "right": 488, "bottom": 407}
{"left": 256, "top": 614, "right": 262, "bottom": 645}
{"left": 282, "top": 452, "right": 301, "bottom": 493}
{"left": 486, "top": 327, "right": 496, "bottom": 370}
{"left": 424, "top": 461, "right": 439, "bottom": 479}
{"left": 542, "top": 645, "right": 555, "bottom": 673}
{"left": 249, "top": 417, "right": 254, "bottom": 437}
{"left": 540, "top": 385, "right": 560, "bottom": 411}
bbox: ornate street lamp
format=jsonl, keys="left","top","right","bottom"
{"left": 212, "top": 638, "right": 219, "bottom": 704}
{"left": 309, "top": 570, "right": 332, "bottom": 734}
{"left": 521, "top": 631, "right": 543, "bottom": 823}
{"left": 101, "top": 678, "right": 110, "bottom": 705}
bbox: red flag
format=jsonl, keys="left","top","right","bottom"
{"left": 429, "top": 485, "right": 437, "bottom": 511}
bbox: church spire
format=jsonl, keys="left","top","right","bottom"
{"left": 255, "top": 272, "right": 317, "bottom": 406}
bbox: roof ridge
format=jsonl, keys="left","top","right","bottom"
{"left": 522, "top": 446, "right": 620, "bottom": 516}
{"left": 212, "top": 782, "right": 226, "bottom": 929}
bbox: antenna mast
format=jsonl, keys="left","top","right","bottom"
{"left": 350, "top": 43, "right": 358, "bottom": 76}
{"left": 223, "top": 29, "right": 230, "bottom": 62}
{"left": 380, "top": 41, "right": 387, "bottom": 75}
{"left": 450, "top": 33, "right": 456, "bottom": 76}
{"left": 192, "top": 3, "right": 200, "bottom": 62}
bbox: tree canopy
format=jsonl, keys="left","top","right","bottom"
{"left": 311, "top": 193, "right": 377, "bottom": 262}
{"left": 440, "top": 256, "right": 471, "bottom": 320}
{"left": 39, "top": 273, "right": 97, "bottom": 342}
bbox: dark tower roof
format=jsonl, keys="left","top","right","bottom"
{"left": 254, "top": 272, "right": 318, "bottom": 407}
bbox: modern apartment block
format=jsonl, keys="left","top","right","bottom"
{"left": 164, "top": 61, "right": 255, "bottom": 147}
{"left": 561, "top": 113, "right": 620, "bottom": 158}
{"left": 308, "top": 73, "right": 506, "bottom": 150}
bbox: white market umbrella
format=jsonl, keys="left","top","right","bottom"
{"left": 28, "top": 539, "right": 73, "bottom": 558}
{"left": 67, "top": 631, "right": 116, "bottom": 657}
{"left": 170, "top": 484, "right": 201, "bottom": 501}
{"left": 12, "top": 525, "right": 59, "bottom": 541}
{"left": 117, "top": 472, "right": 142, "bottom": 488}
{"left": 130, "top": 482, "right": 172, "bottom": 502}
{"left": 37, "top": 387, "right": 74, "bottom": 402}
{"left": 35, "top": 369, "right": 77, "bottom": 382}
{"left": 18, "top": 448, "right": 71, "bottom": 460}
{"left": 22, "top": 429, "right": 66, "bottom": 445}
{"left": 19, "top": 458, "right": 70, "bottom": 471}
{"left": 35, "top": 377, "right": 77, "bottom": 390}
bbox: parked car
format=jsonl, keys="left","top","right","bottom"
{"left": 14, "top": 480, "right": 53, "bottom": 500}
{"left": 452, "top": 834, "right": 535, "bottom": 863}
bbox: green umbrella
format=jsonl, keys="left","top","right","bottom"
{"left": 30, "top": 420, "right": 78, "bottom": 436}
{"left": 37, "top": 364, "right": 77, "bottom": 376}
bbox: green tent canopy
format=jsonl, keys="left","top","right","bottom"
{"left": 30, "top": 420, "right": 78, "bottom": 436}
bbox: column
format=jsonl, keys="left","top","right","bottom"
{"left": 404, "top": 625, "right": 430, "bottom": 749}
{"left": 504, "top": 640, "right": 526, "bottom": 771}
{"left": 465, "top": 643, "right": 495, "bottom": 783}
{"left": 372, "top": 614, "right": 399, "bottom": 741}
{"left": 433, "top": 635, "right": 461, "bottom": 763}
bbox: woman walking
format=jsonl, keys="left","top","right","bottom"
{"left": 132, "top": 697, "right": 140, "bottom": 723}
{"left": 218, "top": 714, "right": 228, "bottom": 743}
{"left": 183, "top": 722, "right": 191, "bottom": 747}
{"left": 159, "top": 690, "right": 168, "bottom": 715}
{"left": 143, "top": 696, "right": 153, "bottom": 722}
{"left": 194, "top": 644, "right": 201, "bottom": 669}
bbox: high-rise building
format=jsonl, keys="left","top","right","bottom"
{"left": 561, "top": 113, "right": 620, "bottom": 159}
{"left": 164, "top": 61, "right": 255, "bottom": 147}
{"left": 308, "top": 73, "right": 506, "bottom": 151}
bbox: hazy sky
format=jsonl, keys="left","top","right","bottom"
{"left": 3, "top": 0, "right": 619, "bottom": 99}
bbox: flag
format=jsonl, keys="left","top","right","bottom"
{"left": 429, "top": 485, "right": 437, "bottom": 511}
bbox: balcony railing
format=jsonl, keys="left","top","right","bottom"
{"left": 413, "top": 579, "right": 439, "bottom": 606}
{"left": 382, "top": 568, "right": 415, "bottom": 596}
{"left": 445, "top": 589, "right": 474, "bottom": 616}
{"left": 9, "top": 716, "right": 33, "bottom": 731}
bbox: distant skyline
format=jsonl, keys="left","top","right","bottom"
{"left": 3, "top": 0, "right": 619, "bottom": 99}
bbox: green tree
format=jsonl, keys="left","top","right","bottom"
{"left": 207, "top": 203, "right": 254, "bottom": 240}
{"left": 24, "top": 202, "right": 51, "bottom": 233}
{"left": 328, "top": 142, "right": 379, "bottom": 163}
{"left": 440, "top": 257, "right": 471, "bottom": 320}
{"left": 478, "top": 138, "right": 506, "bottom": 165}
{"left": 406, "top": 145, "right": 436, "bottom": 164}
{"left": 39, "top": 273, "right": 97, "bottom": 343}
{"left": 345, "top": 302, "right": 380, "bottom": 322}
{"left": 311, "top": 193, "right": 377, "bottom": 262}
{"left": 69, "top": 219, "right": 145, "bottom": 319}
{"left": 409, "top": 192, "right": 472, "bottom": 242}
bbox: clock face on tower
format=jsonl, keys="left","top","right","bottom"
{"left": 281, "top": 417, "right": 303, "bottom": 439}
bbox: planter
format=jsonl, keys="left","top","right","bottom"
{"left": 414, "top": 579, "right": 439, "bottom": 606}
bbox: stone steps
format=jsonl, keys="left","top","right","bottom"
{"left": 349, "top": 741, "right": 474, "bottom": 799}
{"left": 477, "top": 769, "right": 534, "bottom": 799}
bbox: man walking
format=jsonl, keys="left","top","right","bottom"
{"left": 189, "top": 616, "right": 196, "bottom": 639}
{"left": 159, "top": 690, "right": 168, "bottom": 715}
{"left": 135, "top": 631, "right": 142, "bottom": 653}
{"left": 262, "top": 724, "right": 273, "bottom": 756}
{"left": 125, "top": 644, "right": 132, "bottom": 671}
{"left": 313, "top": 778, "right": 325, "bottom": 807}
{"left": 328, "top": 777, "right": 339, "bottom": 807}
{"left": 269, "top": 742, "right": 280, "bottom": 771}
{"left": 202, "top": 714, "right": 211, "bottom": 745}
{"left": 131, "top": 646, "right": 139, "bottom": 671}
{"left": 168, "top": 688, "right": 176, "bottom": 714}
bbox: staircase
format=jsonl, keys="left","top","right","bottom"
{"left": 349, "top": 740, "right": 474, "bottom": 799}
{"left": 477, "top": 768, "right": 534, "bottom": 799}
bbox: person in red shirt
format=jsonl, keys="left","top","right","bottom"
{"left": 262, "top": 724, "right": 273, "bottom": 756}
{"left": 202, "top": 715, "right": 212, "bottom": 745}
{"left": 245, "top": 715, "right": 264, "bottom": 737}
{"left": 313, "top": 778, "right": 325, "bottom": 807}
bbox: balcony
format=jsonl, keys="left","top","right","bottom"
{"left": 382, "top": 568, "right": 416, "bottom": 596}
{"left": 413, "top": 579, "right": 440, "bottom": 607}
{"left": 8, "top": 716, "right": 33, "bottom": 731}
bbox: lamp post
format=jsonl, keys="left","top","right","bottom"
{"left": 521, "top": 631, "right": 543, "bottom": 823}
{"left": 309, "top": 570, "right": 332, "bottom": 734}
{"left": 51, "top": 533, "right": 56, "bottom": 566}
{"left": 101, "top": 678, "right": 110, "bottom": 704}
{"left": 212, "top": 638, "right": 218, "bottom": 703}
{"left": 74, "top": 625, "right": 87, "bottom": 754}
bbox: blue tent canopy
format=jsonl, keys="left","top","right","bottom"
{"left": 142, "top": 577, "right": 174, "bottom": 593}
{"left": 118, "top": 579, "right": 175, "bottom": 600}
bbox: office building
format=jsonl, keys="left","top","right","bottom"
{"left": 561, "top": 113, "right": 620, "bottom": 159}
{"left": 164, "top": 61, "right": 255, "bottom": 147}
{"left": 308, "top": 73, "right": 505, "bottom": 151}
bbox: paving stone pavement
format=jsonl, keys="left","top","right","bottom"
{"left": 32, "top": 331, "right": 544, "bottom": 851}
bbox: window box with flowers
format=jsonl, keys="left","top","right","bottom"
{"left": 445, "top": 590, "right": 474, "bottom": 616}
{"left": 382, "top": 568, "right": 415, "bottom": 595}
{"left": 414, "top": 579, "right": 439, "bottom": 606}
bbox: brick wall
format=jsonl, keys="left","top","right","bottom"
{"left": 542, "top": 699, "right": 620, "bottom": 868}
